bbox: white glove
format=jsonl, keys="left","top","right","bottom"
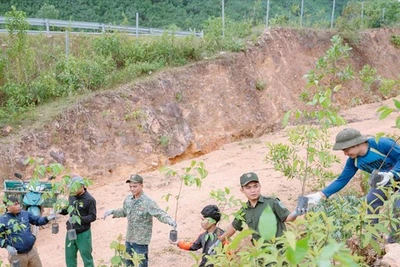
{"left": 6, "top": 245, "right": 17, "bottom": 256}
{"left": 306, "top": 192, "right": 323, "bottom": 205}
{"left": 376, "top": 172, "right": 394, "bottom": 187}
{"left": 169, "top": 219, "right": 177, "bottom": 229}
{"left": 47, "top": 214, "right": 57, "bottom": 221}
{"left": 102, "top": 210, "right": 113, "bottom": 220}
{"left": 294, "top": 207, "right": 308, "bottom": 216}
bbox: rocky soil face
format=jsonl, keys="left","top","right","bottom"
{"left": 0, "top": 27, "right": 399, "bottom": 184}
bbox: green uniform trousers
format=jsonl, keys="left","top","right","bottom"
{"left": 65, "top": 229, "right": 94, "bottom": 267}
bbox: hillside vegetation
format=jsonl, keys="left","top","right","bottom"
{"left": 1, "top": 0, "right": 352, "bottom": 29}
{"left": 0, "top": 1, "right": 399, "bottom": 126}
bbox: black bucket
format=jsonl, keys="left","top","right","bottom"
{"left": 52, "top": 222, "right": 59, "bottom": 234}
{"left": 12, "top": 260, "right": 20, "bottom": 267}
{"left": 297, "top": 195, "right": 309, "bottom": 210}
{"left": 169, "top": 229, "right": 178, "bottom": 242}
{"left": 369, "top": 169, "right": 383, "bottom": 188}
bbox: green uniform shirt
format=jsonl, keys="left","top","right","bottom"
{"left": 112, "top": 192, "right": 174, "bottom": 245}
{"left": 231, "top": 195, "right": 290, "bottom": 241}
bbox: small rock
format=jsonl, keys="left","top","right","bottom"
{"left": 50, "top": 150, "right": 66, "bottom": 165}
{"left": 1, "top": 125, "right": 12, "bottom": 136}
{"left": 381, "top": 243, "right": 400, "bottom": 267}
{"left": 15, "top": 156, "right": 27, "bottom": 170}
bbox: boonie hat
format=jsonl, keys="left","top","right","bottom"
{"left": 332, "top": 128, "right": 370, "bottom": 150}
{"left": 240, "top": 172, "right": 259, "bottom": 186}
{"left": 126, "top": 174, "right": 143, "bottom": 184}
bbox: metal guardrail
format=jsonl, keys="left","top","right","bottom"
{"left": 0, "top": 16, "right": 203, "bottom": 38}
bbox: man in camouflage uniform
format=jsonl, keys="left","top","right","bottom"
{"left": 103, "top": 174, "right": 176, "bottom": 267}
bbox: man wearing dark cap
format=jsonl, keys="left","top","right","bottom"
{"left": 103, "top": 174, "right": 177, "bottom": 267}
{"left": 306, "top": 128, "right": 400, "bottom": 242}
{"left": 59, "top": 175, "right": 97, "bottom": 267}
{"left": 218, "top": 172, "right": 305, "bottom": 245}
{"left": 0, "top": 195, "right": 56, "bottom": 267}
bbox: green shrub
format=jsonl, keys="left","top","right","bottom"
{"left": 30, "top": 73, "right": 60, "bottom": 103}
{"left": 255, "top": 79, "right": 266, "bottom": 91}
{"left": 359, "top": 64, "right": 378, "bottom": 92}
{"left": 379, "top": 78, "right": 400, "bottom": 97}
{"left": 93, "top": 33, "right": 126, "bottom": 68}
{"left": 203, "top": 17, "right": 252, "bottom": 53}
{"left": 390, "top": 35, "right": 400, "bottom": 48}
{"left": 0, "top": 82, "right": 32, "bottom": 108}
{"left": 159, "top": 135, "right": 170, "bottom": 147}
{"left": 55, "top": 55, "right": 116, "bottom": 93}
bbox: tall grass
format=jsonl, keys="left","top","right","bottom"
{"left": 0, "top": 9, "right": 254, "bottom": 125}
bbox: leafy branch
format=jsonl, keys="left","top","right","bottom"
{"left": 161, "top": 160, "right": 208, "bottom": 222}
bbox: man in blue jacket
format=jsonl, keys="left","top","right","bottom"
{"left": 0, "top": 195, "right": 55, "bottom": 267}
{"left": 307, "top": 128, "right": 400, "bottom": 242}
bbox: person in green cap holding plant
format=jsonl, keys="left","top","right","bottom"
{"left": 102, "top": 174, "right": 177, "bottom": 267}
{"left": 59, "top": 175, "right": 97, "bottom": 267}
{"left": 218, "top": 172, "right": 305, "bottom": 244}
{"left": 306, "top": 128, "right": 400, "bottom": 243}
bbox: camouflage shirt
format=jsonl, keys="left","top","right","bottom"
{"left": 112, "top": 192, "right": 174, "bottom": 245}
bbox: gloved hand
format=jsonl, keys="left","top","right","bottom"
{"left": 169, "top": 220, "right": 177, "bottom": 229}
{"left": 293, "top": 207, "right": 307, "bottom": 216}
{"left": 47, "top": 214, "right": 57, "bottom": 221}
{"left": 102, "top": 210, "right": 113, "bottom": 220}
{"left": 6, "top": 245, "right": 17, "bottom": 256}
{"left": 377, "top": 172, "right": 394, "bottom": 187}
{"left": 306, "top": 192, "right": 323, "bottom": 205}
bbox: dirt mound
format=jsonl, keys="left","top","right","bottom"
{"left": 0, "top": 27, "right": 399, "bottom": 184}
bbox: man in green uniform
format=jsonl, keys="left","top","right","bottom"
{"left": 60, "top": 175, "right": 97, "bottom": 267}
{"left": 103, "top": 174, "right": 177, "bottom": 267}
{"left": 218, "top": 172, "right": 305, "bottom": 243}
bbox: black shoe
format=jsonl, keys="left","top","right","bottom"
{"left": 386, "top": 235, "right": 398, "bottom": 244}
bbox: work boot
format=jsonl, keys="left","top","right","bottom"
{"left": 386, "top": 235, "right": 398, "bottom": 244}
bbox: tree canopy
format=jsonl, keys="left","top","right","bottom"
{"left": 0, "top": 0, "right": 352, "bottom": 30}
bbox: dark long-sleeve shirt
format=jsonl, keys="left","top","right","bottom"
{"left": 60, "top": 188, "right": 97, "bottom": 234}
{"left": 178, "top": 227, "right": 224, "bottom": 267}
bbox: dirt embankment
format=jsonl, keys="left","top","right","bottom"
{"left": 0, "top": 27, "right": 399, "bottom": 183}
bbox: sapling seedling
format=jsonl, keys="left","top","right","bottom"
{"left": 161, "top": 160, "right": 208, "bottom": 242}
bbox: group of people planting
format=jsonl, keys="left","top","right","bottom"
{"left": 1, "top": 127, "right": 400, "bottom": 267}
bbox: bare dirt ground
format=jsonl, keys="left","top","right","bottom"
{"left": 1, "top": 98, "right": 398, "bottom": 266}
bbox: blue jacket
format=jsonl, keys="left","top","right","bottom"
{"left": 0, "top": 210, "right": 49, "bottom": 253}
{"left": 323, "top": 137, "right": 400, "bottom": 197}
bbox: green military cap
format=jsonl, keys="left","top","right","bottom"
{"left": 240, "top": 172, "right": 259, "bottom": 186}
{"left": 126, "top": 174, "right": 144, "bottom": 184}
